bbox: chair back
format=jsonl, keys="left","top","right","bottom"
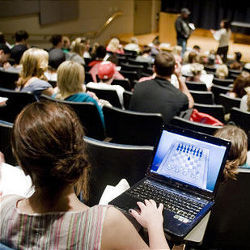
{"left": 0, "top": 69, "right": 19, "bottom": 90}
{"left": 119, "top": 70, "right": 139, "bottom": 89}
{"left": 230, "top": 107, "right": 250, "bottom": 135}
{"left": 112, "top": 79, "right": 131, "bottom": 91}
{"left": 211, "top": 84, "right": 232, "bottom": 104}
{"left": 0, "top": 88, "right": 37, "bottom": 122}
{"left": 204, "top": 65, "right": 216, "bottom": 73}
{"left": 84, "top": 136, "right": 153, "bottom": 206}
{"left": 213, "top": 77, "right": 234, "bottom": 87}
{"left": 201, "top": 169, "right": 250, "bottom": 248}
{"left": 193, "top": 103, "right": 225, "bottom": 123}
{"left": 0, "top": 121, "right": 16, "bottom": 165}
{"left": 103, "top": 105, "right": 164, "bottom": 146}
{"left": 39, "top": 95, "right": 105, "bottom": 140}
{"left": 123, "top": 91, "right": 133, "bottom": 110}
{"left": 120, "top": 63, "right": 144, "bottom": 74}
{"left": 86, "top": 87, "right": 122, "bottom": 108}
{"left": 170, "top": 116, "right": 222, "bottom": 135}
{"left": 85, "top": 72, "right": 93, "bottom": 84}
{"left": 189, "top": 90, "right": 214, "bottom": 104}
{"left": 217, "top": 93, "right": 241, "bottom": 113}
{"left": 186, "top": 81, "right": 208, "bottom": 91}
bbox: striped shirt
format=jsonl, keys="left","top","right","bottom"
{"left": 0, "top": 195, "right": 108, "bottom": 250}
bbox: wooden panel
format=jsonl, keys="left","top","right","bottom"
{"left": 159, "top": 12, "right": 178, "bottom": 45}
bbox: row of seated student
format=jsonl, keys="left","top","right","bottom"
{"left": 0, "top": 101, "right": 249, "bottom": 249}
{"left": 0, "top": 31, "right": 249, "bottom": 118}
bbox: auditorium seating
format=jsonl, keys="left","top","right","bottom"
{"left": 86, "top": 86, "right": 122, "bottom": 108}
{"left": 119, "top": 70, "right": 139, "bottom": 88}
{"left": 0, "top": 69, "right": 19, "bottom": 90}
{"left": 103, "top": 105, "right": 164, "bottom": 146}
{"left": 128, "top": 58, "right": 152, "bottom": 71}
{"left": 39, "top": 95, "right": 105, "bottom": 140}
{"left": 193, "top": 103, "right": 225, "bottom": 123}
{"left": 189, "top": 90, "right": 214, "bottom": 105}
{"left": 211, "top": 85, "right": 232, "bottom": 104}
{"left": 217, "top": 94, "right": 241, "bottom": 113}
{"left": 170, "top": 116, "right": 222, "bottom": 135}
{"left": 85, "top": 72, "right": 94, "bottom": 83}
{"left": 185, "top": 81, "right": 208, "bottom": 91}
{"left": 0, "top": 120, "right": 16, "bottom": 165}
{"left": 84, "top": 136, "right": 154, "bottom": 206}
{"left": 123, "top": 90, "right": 133, "bottom": 110}
{"left": 187, "top": 168, "right": 250, "bottom": 249}
{"left": 0, "top": 88, "right": 37, "bottom": 122}
{"left": 120, "top": 63, "right": 144, "bottom": 75}
{"left": 230, "top": 107, "right": 250, "bottom": 135}
{"left": 204, "top": 65, "right": 216, "bottom": 74}
{"left": 212, "top": 77, "right": 234, "bottom": 87}
{"left": 112, "top": 78, "right": 130, "bottom": 91}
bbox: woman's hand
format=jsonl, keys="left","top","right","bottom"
{"left": 129, "top": 199, "right": 164, "bottom": 229}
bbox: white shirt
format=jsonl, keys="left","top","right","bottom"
{"left": 86, "top": 82, "right": 125, "bottom": 107}
{"left": 0, "top": 163, "right": 33, "bottom": 197}
{"left": 240, "top": 95, "right": 248, "bottom": 112}
{"left": 124, "top": 43, "right": 140, "bottom": 53}
{"left": 213, "top": 28, "right": 231, "bottom": 47}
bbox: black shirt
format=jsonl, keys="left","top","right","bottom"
{"left": 175, "top": 16, "right": 191, "bottom": 40}
{"left": 129, "top": 77, "right": 189, "bottom": 124}
{"left": 10, "top": 44, "right": 28, "bottom": 65}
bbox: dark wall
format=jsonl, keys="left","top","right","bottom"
{"left": 161, "top": 0, "right": 250, "bottom": 30}
{"left": 0, "top": 0, "right": 78, "bottom": 25}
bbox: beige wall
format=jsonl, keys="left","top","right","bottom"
{"left": 0, "top": 0, "right": 134, "bottom": 47}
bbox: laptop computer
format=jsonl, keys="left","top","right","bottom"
{"left": 110, "top": 126, "right": 231, "bottom": 238}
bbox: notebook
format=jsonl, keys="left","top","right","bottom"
{"left": 110, "top": 126, "right": 231, "bottom": 238}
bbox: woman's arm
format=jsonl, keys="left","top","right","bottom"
{"left": 101, "top": 200, "right": 170, "bottom": 250}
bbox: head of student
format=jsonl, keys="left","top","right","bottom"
{"left": 71, "top": 37, "right": 87, "bottom": 57}
{"left": 220, "top": 19, "right": 231, "bottom": 30}
{"left": 15, "top": 30, "right": 29, "bottom": 44}
{"left": 98, "top": 61, "right": 115, "bottom": 84}
{"left": 232, "top": 71, "right": 250, "bottom": 98}
{"left": 17, "top": 48, "right": 48, "bottom": 88}
{"left": 214, "top": 125, "right": 247, "bottom": 181}
{"left": 50, "top": 34, "right": 63, "bottom": 49}
{"left": 181, "top": 8, "right": 190, "bottom": 19}
{"left": 0, "top": 43, "right": 11, "bottom": 65}
{"left": 11, "top": 101, "right": 89, "bottom": 199}
{"left": 154, "top": 52, "right": 176, "bottom": 77}
{"left": 57, "top": 61, "right": 85, "bottom": 99}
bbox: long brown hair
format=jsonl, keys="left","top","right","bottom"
{"left": 232, "top": 71, "right": 250, "bottom": 98}
{"left": 214, "top": 125, "right": 247, "bottom": 181}
{"left": 11, "top": 101, "right": 89, "bottom": 200}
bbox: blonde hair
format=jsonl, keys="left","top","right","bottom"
{"left": 215, "top": 64, "right": 228, "bottom": 79}
{"left": 17, "top": 48, "right": 48, "bottom": 88}
{"left": 57, "top": 61, "right": 85, "bottom": 99}
{"left": 71, "top": 37, "right": 87, "bottom": 56}
{"left": 190, "top": 63, "right": 204, "bottom": 76}
{"left": 107, "top": 38, "right": 120, "bottom": 52}
{"left": 172, "top": 45, "right": 182, "bottom": 56}
{"left": 214, "top": 125, "right": 248, "bottom": 181}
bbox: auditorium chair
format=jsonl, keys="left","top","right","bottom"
{"left": 128, "top": 59, "right": 152, "bottom": 71}
{"left": 85, "top": 72, "right": 94, "bottom": 84}
{"left": 84, "top": 136, "right": 154, "bottom": 206}
{"left": 0, "top": 120, "right": 16, "bottom": 165}
{"left": 189, "top": 90, "right": 214, "bottom": 105}
{"left": 230, "top": 107, "right": 250, "bottom": 135}
{"left": 120, "top": 70, "right": 139, "bottom": 88}
{"left": 39, "top": 95, "right": 105, "bottom": 140}
{"left": 217, "top": 93, "right": 241, "bottom": 114}
{"left": 185, "top": 81, "right": 208, "bottom": 91}
{"left": 145, "top": 66, "right": 154, "bottom": 75}
{"left": 123, "top": 49, "right": 138, "bottom": 56}
{"left": 0, "top": 88, "right": 37, "bottom": 122}
{"left": 123, "top": 90, "right": 133, "bottom": 110}
{"left": 204, "top": 65, "right": 216, "bottom": 74}
{"left": 170, "top": 116, "right": 222, "bottom": 135}
{"left": 212, "top": 77, "right": 234, "bottom": 87}
{"left": 229, "top": 68, "right": 241, "bottom": 78}
{"left": 112, "top": 78, "right": 131, "bottom": 91}
{"left": 193, "top": 103, "right": 225, "bottom": 123}
{"left": 86, "top": 86, "right": 122, "bottom": 108}
{"left": 186, "top": 168, "right": 250, "bottom": 249}
{"left": 48, "top": 80, "right": 57, "bottom": 88}
{"left": 103, "top": 105, "right": 164, "bottom": 146}
{"left": 120, "top": 63, "right": 144, "bottom": 74}
{"left": 116, "top": 55, "right": 128, "bottom": 65}
{"left": 0, "top": 69, "right": 19, "bottom": 90}
{"left": 211, "top": 84, "right": 232, "bottom": 104}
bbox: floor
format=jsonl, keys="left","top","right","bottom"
{"left": 118, "top": 31, "right": 250, "bottom": 62}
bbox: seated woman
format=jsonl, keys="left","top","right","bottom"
{"left": 214, "top": 125, "right": 249, "bottom": 180}
{"left": 228, "top": 71, "right": 250, "bottom": 98}
{"left": 54, "top": 61, "right": 105, "bottom": 127}
{"left": 106, "top": 38, "right": 124, "bottom": 54}
{"left": 215, "top": 64, "right": 229, "bottom": 79}
{"left": 16, "top": 48, "right": 53, "bottom": 96}
{"left": 66, "top": 37, "right": 86, "bottom": 65}
{"left": 0, "top": 101, "right": 170, "bottom": 249}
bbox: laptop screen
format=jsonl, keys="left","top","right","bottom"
{"left": 150, "top": 130, "right": 228, "bottom": 193}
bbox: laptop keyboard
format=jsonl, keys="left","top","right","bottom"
{"left": 127, "top": 180, "right": 208, "bottom": 222}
